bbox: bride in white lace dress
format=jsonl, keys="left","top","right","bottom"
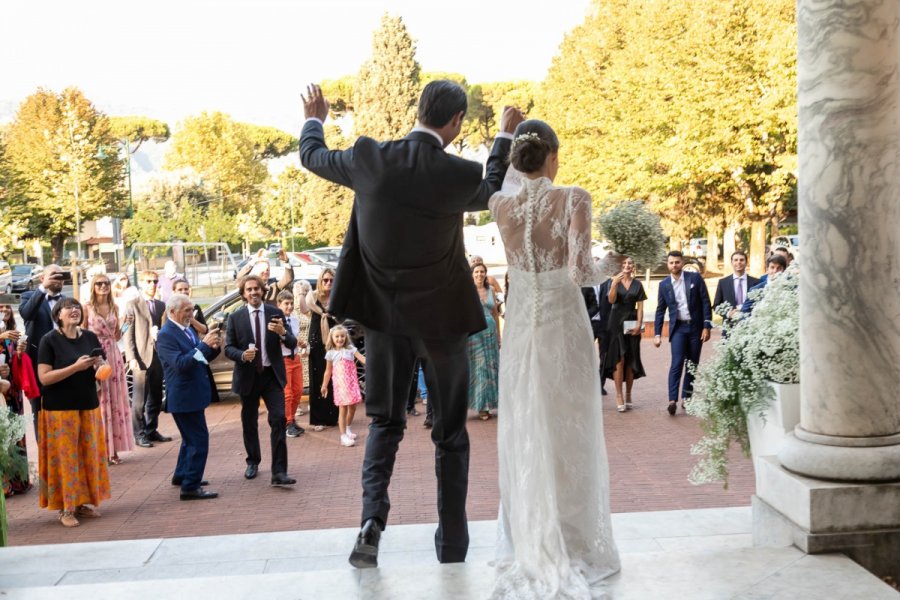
{"left": 488, "top": 121, "right": 620, "bottom": 599}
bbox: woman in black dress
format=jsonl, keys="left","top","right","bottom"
{"left": 306, "top": 268, "right": 338, "bottom": 431}
{"left": 603, "top": 256, "right": 647, "bottom": 412}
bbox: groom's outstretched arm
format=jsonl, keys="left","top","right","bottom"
{"left": 300, "top": 84, "right": 354, "bottom": 189}
{"left": 459, "top": 106, "right": 524, "bottom": 212}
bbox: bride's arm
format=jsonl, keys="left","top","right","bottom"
{"left": 567, "top": 188, "right": 605, "bottom": 286}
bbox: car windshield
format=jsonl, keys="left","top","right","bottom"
{"left": 11, "top": 266, "right": 32, "bottom": 275}
{"left": 790, "top": 236, "right": 799, "bottom": 246}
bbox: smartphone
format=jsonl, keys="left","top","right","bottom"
{"left": 90, "top": 348, "right": 106, "bottom": 358}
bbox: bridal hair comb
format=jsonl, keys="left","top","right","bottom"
{"left": 513, "top": 131, "right": 541, "bottom": 145}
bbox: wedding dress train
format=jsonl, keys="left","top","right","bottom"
{"left": 488, "top": 175, "right": 620, "bottom": 599}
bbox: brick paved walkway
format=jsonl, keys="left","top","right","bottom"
{"left": 5, "top": 332, "right": 754, "bottom": 546}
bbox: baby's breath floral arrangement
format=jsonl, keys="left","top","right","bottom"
{"left": 0, "top": 404, "right": 28, "bottom": 546}
{"left": 686, "top": 266, "right": 799, "bottom": 487}
{"left": 596, "top": 200, "right": 666, "bottom": 271}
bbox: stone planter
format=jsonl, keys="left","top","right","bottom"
{"left": 746, "top": 381, "right": 800, "bottom": 483}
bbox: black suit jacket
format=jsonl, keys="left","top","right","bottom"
{"left": 224, "top": 303, "right": 296, "bottom": 396}
{"left": 19, "top": 289, "right": 67, "bottom": 368}
{"left": 713, "top": 273, "right": 761, "bottom": 313}
{"left": 300, "top": 121, "right": 512, "bottom": 338}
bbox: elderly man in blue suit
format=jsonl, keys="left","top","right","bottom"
{"left": 653, "top": 251, "right": 712, "bottom": 416}
{"left": 156, "top": 294, "right": 222, "bottom": 500}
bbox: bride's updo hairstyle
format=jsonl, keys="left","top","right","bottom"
{"left": 509, "top": 120, "right": 560, "bottom": 174}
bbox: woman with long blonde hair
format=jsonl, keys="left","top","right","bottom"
{"left": 85, "top": 273, "right": 134, "bottom": 464}
{"left": 305, "top": 268, "right": 338, "bottom": 431}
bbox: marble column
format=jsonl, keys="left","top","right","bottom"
{"left": 753, "top": 0, "right": 900, "bottom": 579}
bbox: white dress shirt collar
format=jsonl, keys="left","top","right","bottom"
{"left": 410, "top": 125, "right": 445, "bottom": 146}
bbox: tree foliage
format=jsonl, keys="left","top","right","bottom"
{"left": 165, "top": 111, "right": 268, "bottom": 213}
{"left": 108, "top": 115, "right": 170, "bottom": 151}
{"left": 463, "top": 81, "right": 537, "bottom": 151}
{"left": 241, "top": 124, "right": 298, "bottom": 160}
{"left": 259, "top": 166, "right": 307, "bottom": 238}
{"left": 298, "top": 126, "right": 355, "bottom": 245}
{"left": 321, "top": 76, "right": 356, "bottom": 117}
{"left": 537, "top": 0, "right": 796, "bottom": 271}
{"left": 353, "top": 13, "right": 421, "bottom": 139}
{"left": 3, "top": 87, "right": 127, "bottom": 259}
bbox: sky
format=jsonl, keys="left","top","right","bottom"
{"left": 2, "top": 0, "right": 593, "bottom": 133}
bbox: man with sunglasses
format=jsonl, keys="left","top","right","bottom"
{"left": 124, "top": 271, "right": 171, "bottom": 448}
{"left": 19, "top": 264, "right": 69, "bottom": 439}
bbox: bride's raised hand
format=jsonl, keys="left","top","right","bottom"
{"left": 499, "top": 106, "right": 525, "bottom": 134}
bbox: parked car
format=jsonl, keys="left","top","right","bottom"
{"left": 304, "top": 246, "right": 341, "bottom": 266}
{"left": 0, "top": 261, "right": 12, "bottom": 292}
{"left": 8, "top": 264, "right": 43, "bottom": 293}
{"left": 687, "top": 238, "right": 708, "bottom": 259}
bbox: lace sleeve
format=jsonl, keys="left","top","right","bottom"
{"left": 568, "top": 187, "right": 605, "bottom": 286}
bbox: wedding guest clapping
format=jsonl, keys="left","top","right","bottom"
{"left": 602, "top": 256, "right": 647, "bottom": 412}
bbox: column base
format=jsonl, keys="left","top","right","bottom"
{"left": 753, "top": 456, "right": 900, "bottom": 580}
{"left": 778, "top": 431, "right": 900, "bottom": 481}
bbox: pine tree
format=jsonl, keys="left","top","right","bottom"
{"left": 353, "top": 13, "right": 421, "bottom": 140}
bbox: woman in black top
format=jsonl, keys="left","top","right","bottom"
{"left": 37, "top": 298, "right": 111, "bottom": 527}
{"left": 602, "top": 256, "right": 647, "bottom": 412}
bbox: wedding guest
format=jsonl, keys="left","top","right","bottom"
{"left": 603, "top": 256, "right": 647, "bottom": 412}
{"left": 292, "top": 280, "right": 312, "bottom": 419}
{"left": 306, "top": 268, "right": 338, "bottom": 431}
{"left": 237, "top": 248, "right": 294, "bottom": 305}
{"left": 713, "top": 250, "right": 760, "bottom": 323}
{"left": 169, "top": 279, "right": 219, "bottom": 404}
{"left": 740, "top": 254, "right": 787, "bottom": 315}
{"left": 158, "top": 260, "right": 185, "bottom": 303}
{"left": 468, "top": 255, "right": 503, "bottom": 301}
{"left": 320, "top": 324, "right": 365, "bottom": 447}
{"left": 467, "top": 263, "right": 500, "bottom": 420}
{"left": 276, "top": 290, "right": 307, "bottom": 438}
{"left": 0, "top": 305, "right": 34, "bottom": 497}
{"left": 84, "top": 273, "right": 134, "bottom": 464}
{"left": 37, "top": 298, "right": 111, "bottom": 528}
{"left": 20, "top": 264, "right": 68, "bottom": 439}
{"left": 111, "top": 272, "right": 132, "bottom": 311}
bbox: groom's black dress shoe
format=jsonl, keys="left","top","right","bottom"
{"left": 180, "top": 488, "right": 218, "bottom": 501}
{"left": 271, "top": 473, "right": 297, "bottom": 486}
{"left": 667, "top": 401, "right": 677, "bottom": 416}
{"left": 349, "top": 518, "right": 382, "bottom": 568}
{"left": 244, "top": 464, "right": 259, "bottom": 479}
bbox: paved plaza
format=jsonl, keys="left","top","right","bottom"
{"left": 5, "top": 331, "right": 756, "bottom": 546}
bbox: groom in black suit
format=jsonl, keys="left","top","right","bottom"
{"left": 300, "top": 81, "right": 523, "bottom": 568}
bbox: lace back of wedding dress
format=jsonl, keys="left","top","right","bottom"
{"left": 488, "top": 177, "right": 621, "bottom": 600}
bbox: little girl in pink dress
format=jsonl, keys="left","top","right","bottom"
{"left": 320, "top": 325, "right": 365, "bottom": 447}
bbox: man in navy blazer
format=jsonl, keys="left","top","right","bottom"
{"left": 653, "top": 251, "right": 712, "bottom": 415}
{"left": 19, "top": 264, "right": 67, "bottom": 438}
{"left": 156, "top": 294, "right": 222, "bottom": 500}
{"left": 224, "top": 275, "right": 297, "bottom": 486}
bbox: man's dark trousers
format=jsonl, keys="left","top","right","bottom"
{"left": 172, "top": 410, "right": 210, "bottom": 492}
{"left": 668, "top": 322, "right": 703, "bottom": 401}
{"left": 362, "top": 329, "right": 470, "bottom": 563}
{"left": 239, "top": 366, "right": 287, "bottom": 474}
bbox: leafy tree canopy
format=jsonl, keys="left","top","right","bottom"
{"left": 108, "top": 115, "right": 170, "bottom": 151}
{"left": 241, "top": 124, "right": 298, "bottom": 160}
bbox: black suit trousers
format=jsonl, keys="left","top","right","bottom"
{"left": 362, "top": 329, "right": 470, "bottom": 563}
{"left": 132, "top": 354, "right": 164, "bottom": 438}
{"left": 239, "top": 367, "right": 288, "bottom": 475}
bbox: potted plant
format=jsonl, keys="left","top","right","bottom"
{"left": 596, "top": 200, "right": 667, "bottom": 276}
{"left": 686, "top": 266, "right": 799, "bottom": 487}
{"left": 0, "top": 403, "right": 28, "bottom": 546}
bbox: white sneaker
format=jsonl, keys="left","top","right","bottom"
{"left": 340, "top": 434, "right": 355, "bottom": 447}
{"left": 346, "top": 427, "right": 357, "bottom": 440}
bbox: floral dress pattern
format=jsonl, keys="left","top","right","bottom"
{"left": 88, "top": 309, "right": 134, "bottom": 458}
{"left": 325, "top": 347, "right": 363, "bottom": 407}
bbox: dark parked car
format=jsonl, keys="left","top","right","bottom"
{"left": 8, "top": 264, "right": 43, "bottom": 293}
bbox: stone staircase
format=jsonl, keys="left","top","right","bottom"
{"left": 1, "top": 507, "right": 895, "bottom": 599}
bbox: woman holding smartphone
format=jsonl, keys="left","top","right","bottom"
{"left": 37, "top": 297, "right": 111, "bottom": 527}
{"left": 603, "top": 256, "right": 647, "bottom": 412}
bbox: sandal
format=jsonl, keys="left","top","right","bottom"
{"left": 625, "top": 394, "right": 633, "bottom": 409}
{"left": 616, "top": 395, "right": 626, "bottom": 413}
{"left": 108, "top": 456, "right": 122, "bottom": 465}
{"left": 59, "top": 510, "right": 80, "bottom": 528}
{"left": 75, "top": 504, "right": 101, "bottom": 518}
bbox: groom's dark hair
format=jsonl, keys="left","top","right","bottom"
{"left": 418, "top": 80, "right": 467, "bottom": 128}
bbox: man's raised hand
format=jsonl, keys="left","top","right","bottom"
{"left": 303, "top": 84, "right": 330, "bottom": 122}
{"left": 499, "top": 106, "right": 525, "bottom": 135}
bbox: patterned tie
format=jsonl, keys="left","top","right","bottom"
{"left": 735, "top": 277, "right": 744, "bottom": 305}
{"left": 254, "top": 309, "right": 263, "bottom": 373}
{"left": 185, "top": 327, "right": 197, "bottom": 345}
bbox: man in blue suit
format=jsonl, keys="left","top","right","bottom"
{"left": 156, "top": 294, "right": 222, "bottom": 500}
{"left": 19, "top": 264, "right": 67, "bottom": 438}
{"left": 653, "top": 251, "right": 712, "bottom": 416}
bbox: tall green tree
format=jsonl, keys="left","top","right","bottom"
{"left": 298, "top": 126, "right": 355, "bottom": 245}
{"left": 240, "top": 124, "right": 298, "bottom": 160}
{"left": 259, "top": 166, "right": 307, "bottom": 239}
{"left": 108, "top": 116, "right": 170, "bottom": 151}
{"left": 165, "top": 111, "right": 268, "bottom": 213}
{"left": 353, "top": 13, "right": 421, "bottom": 139}
{"left": 4, "top": 87, "right": 126, "bottom": 260}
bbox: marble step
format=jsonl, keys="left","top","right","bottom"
{"left": 3, "top": 546, "right": 897, "bottom": 600}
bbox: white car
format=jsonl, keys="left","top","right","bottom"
{"left": 773, "top": 235, "right": 799, "bottom": 259}
{"left": 591, "top": 240, "right": 612, "bottom": 260}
